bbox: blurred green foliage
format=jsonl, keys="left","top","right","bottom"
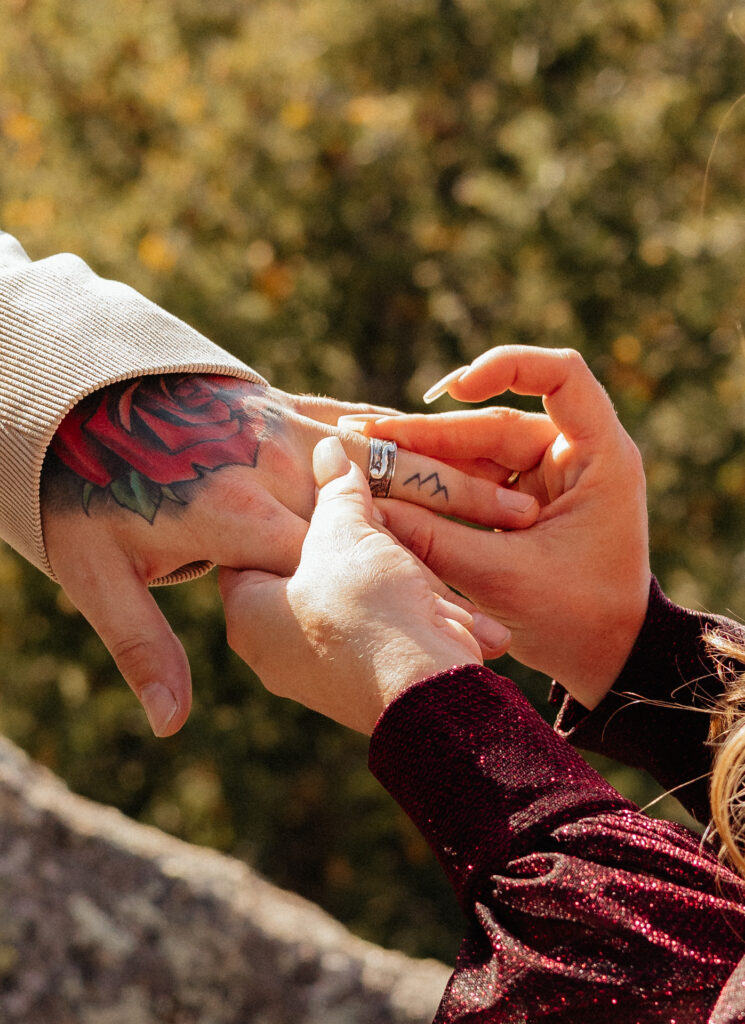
{"left": 2, "top": 0, "right": 745, "bottom": 962}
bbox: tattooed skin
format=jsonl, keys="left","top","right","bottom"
{"left": 43, "top": 375, "right": 516, "bottom": 558}
{"left": 44, "top": 374, "right": 276, "bottom": 522}
{"left": 402, "top": 471, "right": 449, "bottom": 503}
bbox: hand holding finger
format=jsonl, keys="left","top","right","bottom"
{"left": 220, "top": 436, "right": 490, "bottom": 733}
{"left": 335, "top": 428, "right": 540, "bottom": 526}
{"left": 311, "top": 438, "right": 507, "bottom": 657}
{"left": 375, "top": 341, "right": 651, "bottom": 711}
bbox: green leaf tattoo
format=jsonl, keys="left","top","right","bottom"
{"left": 160, "top": 484, "right": 187, "bottom": 505}
{"left": 110, "top": 471, "right": 162, "bottom": 524}
{"left": 82, "top": 481, "right": 95, "bottom": 514}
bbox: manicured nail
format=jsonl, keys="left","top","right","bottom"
{"left": 471, "top": 612, "right": 511, "bottom": 650}
{"left": 422, "top": 366, "right": 469, "bottom": 404}
{"left": 337, "top": 414, "right": 387, "bottom": 433}
{"left": 496, "top": 487, "right": 536, "bottom": 513}
{"left": 141, "top": 682, "right": 179, "bottom": 737}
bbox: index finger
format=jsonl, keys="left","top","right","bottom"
{"left": 275, "top": 389, "right": 400, "bottom": 426}
{"left": 448, "top": 346, "right": 618, "bottom": 445}
{"left": 361, "top": 407, "right": 557, "bottom": 466}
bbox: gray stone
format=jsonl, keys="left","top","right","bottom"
{"left": 0, "top": 737, "right": 450, "bottom": 1023}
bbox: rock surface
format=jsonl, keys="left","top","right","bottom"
{"left": 0, "top": 737, "right": 450, "bottom": 1023}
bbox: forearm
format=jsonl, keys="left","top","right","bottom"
{"left": 370, "top": 666, "right": 631, "bottom": 905}
{"left": 369, "top": 665, "right": 745, "bottom": 1021}
{"left": 0, "top": 230, "right": 262, "bottom": 577}
{"left": 552, "top": 576, "right": 745, "bottom": 823}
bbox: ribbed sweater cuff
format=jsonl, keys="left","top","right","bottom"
{"left": 0, "top": 232, "right": 265, "bottom": 579}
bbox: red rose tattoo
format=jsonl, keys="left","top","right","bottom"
{"left": 51, "top": 375, "right": 265, "bottom": 522}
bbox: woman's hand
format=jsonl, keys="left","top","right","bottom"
{"left": 358, "top": 346, "right": 651, "bottom": 710}
{"left": 218, "top": 437, "right": 505, "bottom": 734}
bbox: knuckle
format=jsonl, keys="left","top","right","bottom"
{"left": 485, "top": 405, "right": 521, "bottom": 426}
{"left": 110, "top": 635, "right": 156, "bottom": 678}
{"left": 622, "top": 435, "right": 645, "bottom": 478}
{"left": 557, "top": 347, "right": 587, "bottom": 372}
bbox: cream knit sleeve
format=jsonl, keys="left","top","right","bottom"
{"left": 0, "top": 231, "right": 266, "bottom": 579}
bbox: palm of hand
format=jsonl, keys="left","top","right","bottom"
{"left": 220, "top": 451, "right": 484, "bottom": 735}
{"left": 463, "top": 427, "right": 649, "bottom": 706}
{"left": 367, "top": 346, "right": 652, "bottom": 709}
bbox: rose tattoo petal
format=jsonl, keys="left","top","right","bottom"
{"left": 51, "top": 375, "right": 265, "bottom": 521}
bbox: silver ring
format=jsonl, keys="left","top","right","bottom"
{"left": 368, "top": 439, "right": 397, "bottom": 498}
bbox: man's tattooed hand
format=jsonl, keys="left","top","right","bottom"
{"left": 49, "top": 375, "right": 267, "bottom": 523}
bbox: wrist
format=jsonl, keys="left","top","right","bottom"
{"left": 556, "top": 574, "right": 651, "bottom": 709}
{"left": 373, "top": 636, "right": 478, "bottom": 713}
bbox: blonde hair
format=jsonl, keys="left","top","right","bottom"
{"left": 707, "top": 630, "right": 745, "bottom": 877}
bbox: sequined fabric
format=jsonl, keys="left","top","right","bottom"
{"left": 369, "top": 661, "right": 745, "bottom": 1021}
{"left": 553, "top": 576, "right": 745, "bottom": 824}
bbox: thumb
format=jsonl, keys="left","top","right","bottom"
{"left": 310, "top": 435, "right": 375, "bottom": 525}
{"left": 65, "top": 563, "right": 192, "bottom": 738}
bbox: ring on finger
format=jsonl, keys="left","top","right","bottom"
{"left": 505, "top": 470, "right": 521, "bottom": 487}
{"left": 368, "top": 439, "right": 398, "bottom": 498}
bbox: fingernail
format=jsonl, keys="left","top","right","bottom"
{"left": 337, "top": 414, "right": 386, "bottom": 433}
{"left": 422, "top": 366, "right": 469, "bottom": 404}
{"left": 496, "top": 487, "right": 536, "bottom": 513}
{"left": 313, "top": 435, "right": 351, "bottom": 487}
{"left": 372, "top": 505, "right": 386, "bottom": 525}
{"left": 141, "top": 682, "right": 179, "bottom": 737}
{"left": 471, "top": 613, "right": 511, "bottom": 649}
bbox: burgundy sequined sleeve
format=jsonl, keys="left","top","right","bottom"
{"left": 553, "top": 576, "right": 745, "bottom": 823}
{"left": 369, "top": 666, "right": 745, "bottom": 1022}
